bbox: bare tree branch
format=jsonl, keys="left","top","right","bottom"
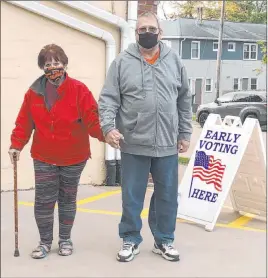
{"left": 159, "top": 1, "right": 168, "bottom": 20}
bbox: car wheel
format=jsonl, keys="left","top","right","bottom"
{"left": 244, "top": 113, "right": 265, "bottom": 130}
{"left": 245, "top": 113, "right": 258, "bottom": 119}
{"left": 244, "top": 113, "right": 258, "bottom": 124}
{"left": 198, "top": 112, "right": 209, "bottom": 127}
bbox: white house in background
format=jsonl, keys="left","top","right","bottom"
{"left": 161, "top": 17, "right": 267, "bottom": 111}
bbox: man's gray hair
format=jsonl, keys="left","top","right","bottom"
{"left": 136, "top": 11, "right": 161, "bottom": 29}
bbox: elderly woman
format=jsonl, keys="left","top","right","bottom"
{"left": 8, "top": 44, "right": 106, "bottom": 259}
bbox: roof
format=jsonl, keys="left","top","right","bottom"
{"left": 160, "top": 18, "right": 267, "bottom": 41}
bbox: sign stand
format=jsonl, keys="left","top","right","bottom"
{"left": 229, "top": 117, "right": 266, "bottom": 219}
{"left": 177, "top": 114, "right": 266, "bottom": 232}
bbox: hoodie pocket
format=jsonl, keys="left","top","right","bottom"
{"left": 157, "top": 112, "right": 177, "bottom": 147}
{"left": 125, "top": 112, "right": 155, "bottom": 146}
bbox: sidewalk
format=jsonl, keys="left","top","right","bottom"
{"left": 1, "top": 184, "right": 266, "bottom": 277}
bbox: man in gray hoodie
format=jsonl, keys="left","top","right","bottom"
{"left": 98, "top": 12, "right": 192, "bottom": 262}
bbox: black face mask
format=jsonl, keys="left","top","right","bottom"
{"left": 138, "top": 32, "right": 159, "bottom": 49}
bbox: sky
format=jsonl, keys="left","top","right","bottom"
{"left": 157, "top": 1, "right": 222, "bottom": 20}
{"left": 157, "top": 1, "right": 174, "bottom": 20}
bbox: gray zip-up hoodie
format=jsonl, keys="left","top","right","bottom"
{"left": 98, "top": 41, "right": 193, "bottom": 157}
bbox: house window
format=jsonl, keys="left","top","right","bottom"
{"left": 162, "top": 40, "right": 171, "bottom": 47}
{"left": 205, "top": 79, "right": 212, "bottom": 92}
{"left": 191, "top": 41, "right": 200, "bottom": 59}
{"left": 250, "top": 78, "right": 257, "bottom": 90}
{"left": 243, "top": 43, "right": 257, "bottom": 60}
{"left": 213, "top": 42, "right": 218, "bottom": 51}
{"left": 228, "top": 42, "right": 236, "bottom": 52}
{"left": 233, "top": 78, "right": 239, "bottom": 90}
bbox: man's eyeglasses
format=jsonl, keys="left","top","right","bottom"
{"left": 136, "top": 26, "right": 159, "bottom": 35}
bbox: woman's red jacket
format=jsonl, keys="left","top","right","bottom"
{"left": 10, "top": 74, "right": 105, "bottom": 166}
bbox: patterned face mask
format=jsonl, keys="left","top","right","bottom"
{"left": 44, "top": 66, "right": 65, "bottom": 83}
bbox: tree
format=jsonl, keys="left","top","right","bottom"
{"left": 158, "top": 1, "right": 169, "bottom": 20}
{"left": 254, "top": 41, "right": 267, "bottom": 75}
{"left": 249, "top": 1, "right": 267, "bottom": 23}
{"left": 165, "top": 1, "right": 267, "bottom": 24}
{"left": 168, "top": 1, "right": 199, "bottom": 19}
{"left": 260, "top": 42, "right": 267, "bottom": 65}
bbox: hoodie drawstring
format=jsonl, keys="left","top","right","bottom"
{"left": 140, "top": 58, "right": 145, "bottom": 92}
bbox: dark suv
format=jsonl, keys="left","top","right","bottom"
{"left": 196, "top": 91, "right": 267, "bottom": 128}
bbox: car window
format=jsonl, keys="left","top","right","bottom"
{"left": 249, "top": 95, "right": 264, "bottom": 102}
{"left": 234, "top": 94, "right": 264, "bottom": 102}
{"left": 218, "top": 93, "right": 234, "bottom": 103}
{"left": 233, "top": 94, "right": 251, "bottom": 102}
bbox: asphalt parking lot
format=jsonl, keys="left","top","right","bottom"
{"left": 1, "top": 182, "right": 266, "bottom": 278}
{"left": 1, "top": 123, "right": 266, "bottom": 277}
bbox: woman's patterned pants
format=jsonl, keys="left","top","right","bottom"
{"left": 33, "top": 159, "right": 86, "bottom": 246}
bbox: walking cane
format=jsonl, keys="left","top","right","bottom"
{"left": 13, "top": 153, "right": 20, "bottom": 257}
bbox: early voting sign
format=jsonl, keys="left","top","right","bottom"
{"left": 177, "top": 113, "right": 266, "bottom": 231}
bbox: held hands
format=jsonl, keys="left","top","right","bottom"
{"left": 8, "top": 149, "right": 20, "bottom": 164}
{"left": 105, "top": 132, "right": 190, "bottom": 152}
{"left": 105, "top": 129, "right": 124, "bottom": 149}
{"left": 177, "top": 140, "right": 190, "bottom": 153}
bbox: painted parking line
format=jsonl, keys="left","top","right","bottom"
{"left": 19, "top": 189, "right": 122, "bottom": 207}
{"left": 77, "top": 207, "right": 121, "bottom": 216}
{"left": 19, "top": 201, "right": 60, "bottom": 208}
{"left": 18, "top": 187, "right": 264, "bottom": 231}
{"left": 19, "top": 201, "right": 148, "bottom": 218}
{"left": 176, "top": 218, "right": 266, "bottom": 233}
{"left": 18, "top": 201, "right": 266, "bottom": 232}
{"left": 19, "top": 201, "right": 34, "bottom": 207}
{"left": 141, "top": 208, "right": 149, "bottom": 218}
{"left": 77, "top": 189, "right": 121, "bottom": 205}
{"left": 216, "top": 223, "right": 265, "bottom": 233}
{"left": 148, "top": 188, "right": 235, "bottom": 211}
{"left": 227, "top": 213, "right": 255, "bottom": 227}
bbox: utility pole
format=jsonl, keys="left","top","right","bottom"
{"left": 215, "top": 0, "right": 225, "bottom": 99}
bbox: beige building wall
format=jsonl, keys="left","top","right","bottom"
{"left": 1, "top": 1, "right": 127, "bottom": 190}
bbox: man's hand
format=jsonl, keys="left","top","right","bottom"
{"left": 8, "top": 149, "right": 20, "bottom": 164}
{"left": 105, "top": 129, "right": 124, "bottom": 149}
{"left": 177, "top": 140, "right": 190, "bottom": 153}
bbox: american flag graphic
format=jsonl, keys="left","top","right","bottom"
{"left": 192, "top": 151, "right": 226, "bottom": 192}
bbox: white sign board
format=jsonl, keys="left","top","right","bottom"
{"left": 177, "top": 114, "right": 266, "bottom": 231}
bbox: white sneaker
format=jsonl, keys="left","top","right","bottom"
{"left": 116, "top": 242, "right": 140, "bottom": 262}
{"left": 152, "top": 242, "right": 180, "bottom": 261}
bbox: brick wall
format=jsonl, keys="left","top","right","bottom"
{"left": 137, "top": 0, "right": 159, "bottom": 15}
